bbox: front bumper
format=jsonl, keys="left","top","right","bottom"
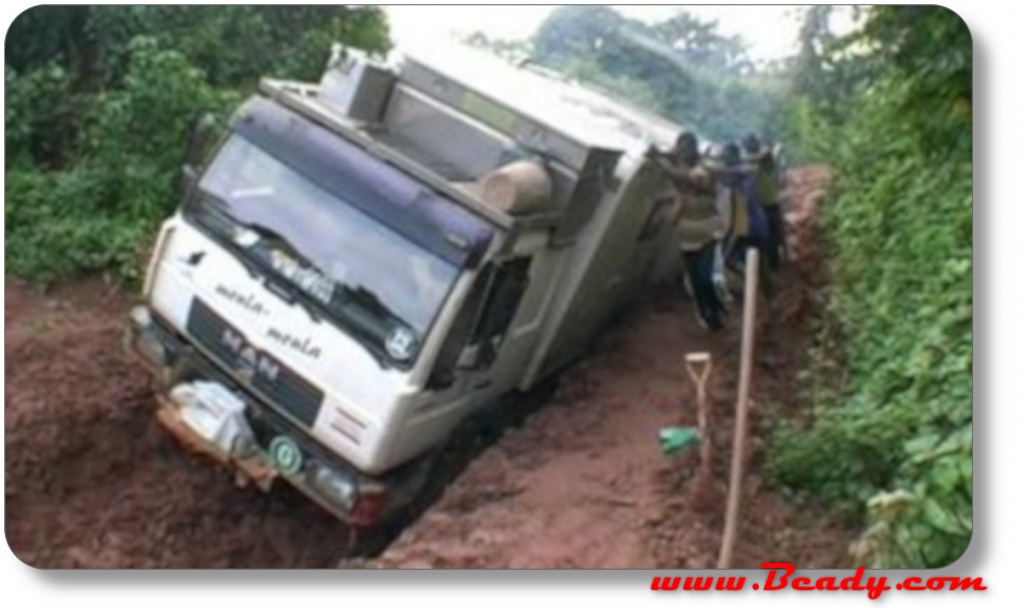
{"left": 154, "top": 393, "right": 278, "bottom": 490}
{"left": 126, "top": 305, "right": 396, "bottom": 526}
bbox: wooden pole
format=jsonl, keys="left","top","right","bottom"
{"left": 717, "top": 247, "right": 760, "bottom": 569}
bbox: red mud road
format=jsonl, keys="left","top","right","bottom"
{"left": 5, "top": 167, "right": 852, "bottom": 569}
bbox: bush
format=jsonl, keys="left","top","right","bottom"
{"left": 5, "top": 169, "right": 143, "bottom": 282}
{"left": 5, "top": 63, "right": 84, "bottom": 169}
{"left": 768, "top": 7, "right": 972, "bottom": 568}
{"left": 5, "top": 38, "right": 227, "bottom": 284}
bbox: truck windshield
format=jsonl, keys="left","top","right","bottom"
{"left": 189, "top": 135, "right": 460, "bottom": 365}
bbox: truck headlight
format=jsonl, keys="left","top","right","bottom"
{"left": 129, "top": 305, "right": 167, "bottom": 366}
{"left": 130, "top": 305, "right": 152, "bottom": 327}
{"left": 307, "top": 462, "right": 356, "bottom": 510}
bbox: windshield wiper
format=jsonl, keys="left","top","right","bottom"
{"left": 344, "top": 285, "right": 397, "bottom": 322}
{"left": 190, "top": 194, "right": 322, "bottom": 324}
{"left": 218, "top": 216, "right": 411, "bottom": 336}
{"left": 339, "top": 284, "right": 417, "bottom": 337}
{"left": 261, "top": 275, "right": 323, "bottom": 325}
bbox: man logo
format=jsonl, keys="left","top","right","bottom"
{"left": 222, "top": 328, "right": 243, "bottom": 352}
{"left": 220, "top": 328, "right": 280, "bottom": 383}
{"left": 256, "top": 356, "right": 280, "bottom": 383}
{"left": 240, "top": 346, "right": 258, "bottom": 367}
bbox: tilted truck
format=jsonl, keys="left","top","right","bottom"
{"left": 126, "top": 44, "right": 685, "bottom": 526}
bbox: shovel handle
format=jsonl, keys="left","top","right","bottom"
{"left": 685, "top": 353, "right": 713, "bottom": 390}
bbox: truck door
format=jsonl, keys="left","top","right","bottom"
{"left": 427, "top": 257, "right": 532, "bottom": 397}
{"left": 388, "top": 257, "right": 532, "bottom": 469}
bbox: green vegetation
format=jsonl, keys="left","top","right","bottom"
{"left": 470, "top": 5, "right": 973, "bottom": 568}
{"left": 465, "top": 6, "right": 792, "bottom": 143}
{"left": 5, "top": 6, "right": 389, "bottom": 283}
{"left": 767, "top": 6, "right": 972, "bottom": 568}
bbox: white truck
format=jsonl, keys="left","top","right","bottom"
{"left": 127, "top": 45, "right": 685, "bottom": 526}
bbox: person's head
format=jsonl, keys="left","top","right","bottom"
{"left": 741, "top": 133, "right": 762, "bottom": 156}
{"left": 673, "top": 132, "right": 700, "bottom": 164}
{"left": 722, "top": 142, "right": 741, "bottom": 167}
{"left": 714, "top": 143, "right": 744, "bottom": 186}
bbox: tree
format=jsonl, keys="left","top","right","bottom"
{"left": 647, "top": 12, "right": 753, "bottom": 77}
{"left": 6, "top": 6, "right": 390, "bottom": 92}
{"left": 5, "top": 6, "right": 391, "bottom": 282}
{"left": 524, "top": 6, "right": 788, "bottom": 142}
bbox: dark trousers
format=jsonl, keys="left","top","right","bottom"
{"left": 683, "top": 242, "right": 725, "bottom": 330}
{"left": 763, "top": 204, "right": 784, "bottom": 271}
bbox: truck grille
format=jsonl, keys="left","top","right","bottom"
{"left": 186, "top": 299, "right": 323, "bottom": 427}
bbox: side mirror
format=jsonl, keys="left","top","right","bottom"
{"left": 184, "top": 113, "right": 221, "bottom": 170}
{"left": 180, "top": 164, "right": 199, "bottom": 195}
{"left": 180, "top": 113, "right": 223, "bottom": 198}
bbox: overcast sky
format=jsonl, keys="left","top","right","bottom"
{"left": 385, "top": 5, "right": 834, "bottom": 62}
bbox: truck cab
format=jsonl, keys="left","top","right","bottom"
{"left": 127, "top": 44, "right": 684, "bottom": 526}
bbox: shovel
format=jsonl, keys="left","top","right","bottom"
{"left": 685, "top": 352, "right": 713, "bottom": 481}
{"left": 657, "top": 352, "right": 713, "bottom": 462}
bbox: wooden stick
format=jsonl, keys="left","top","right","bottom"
{"left": 717, "top": 247, "right": 760, "bottom": 569}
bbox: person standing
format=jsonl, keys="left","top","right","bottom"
{"left": 647, "top": 133, "right": 728, "bottom": 331}
{"left": 716, "top": 142, "right": 772, "bottom": 296}
{"left": 742, "top": 134, "right": 784, "bottom": 271}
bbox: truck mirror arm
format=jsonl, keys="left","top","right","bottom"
{"left": 182, "top": 112, "right": 224, "bottom": 173}
{"left": 180, "top": 163, "right": 199, "bottom": 189}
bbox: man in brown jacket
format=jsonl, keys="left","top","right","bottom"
{"left": 647, "top": 133, "right": 727, "bottom": 330}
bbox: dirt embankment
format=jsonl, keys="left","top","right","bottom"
{"left": 5, "top": 167, "right": 849, "bottom": 569}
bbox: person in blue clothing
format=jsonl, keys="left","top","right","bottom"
{"left": 716, "top": 142, "right": 772, "bottom": 295}
{"left": 742, "top": 133, "right": 785, "bottom": 271}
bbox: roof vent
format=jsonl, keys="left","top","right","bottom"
{"left": 319, "top": 46, "right": 395, "bottom": 123}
